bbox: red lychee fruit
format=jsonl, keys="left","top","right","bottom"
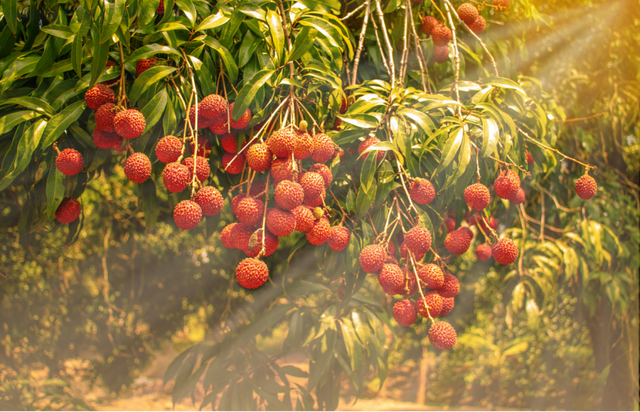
{"left": 267, "top": 128, "right": 296, "bottom": 158}
{"left": 219, "top": 134, "right": 241, "bottom": 153}
{"left": 475, "top": 243, "right": 492, "bottom": 261}
{"left": 417, "top": 291, "right": 444, "bottom": 318}
{"left": 359, "top": 244, "right": 386, "bottom": 273}
{"left": 460, "top": 226, "right": 474, "bottom": 240}
{"left": 182, "top": 156, "right": 210, "bottom": 183}
{"left": 494, "top": 169, "right": 521, "bottom": 199}
{"left": 249, "top": 180, "right": 267, "bottom": 197}
{"left": 270, "top": 157, "right": 294, "bottom": 183}
{"left": 95, "top": 103, "right": 116, "bottom": 132}
{"left": 510, "top": 187, "right": 526, "bottom": 205}
{"left": 311, "top": 134, "right": 335, "bottom": 163}
{"left": 220, "top": 223, "right": 237, "bottom": 249}
{"left": 156, "top": 0, "right": 164, "bottom": 13}
{"left": 266, "top": 208, "right": 296, "bottom": 237}
{"left": 189, "top": 136, "right": 212, "bottom": 157}
{"left": 209, "top": 118, "right": 229, "bottom": 135}
{"left": 494, "top": 0, "right": 510, "bottom": 12}
{"left": 404, "top": 226, "right": 432, "bottom": 257}
{"left": 56, "top": 148, "right": 84, "bottom": 176}
{"left": 188, "top": 106, "right": 215, "bottom": 129}
{"left": 306, "top": 217, "right": 331, "bottom": 245}
{"left": 433, "top": 44, "right": 449, "bottom": 64}
{"left": 421, "top": 16, "right": 440, "bottom": 36}
{"left": 438, "top": 273, "right": 460, "bottom": 298}
{"left": 378, "top": 263, "right": 405, "bottom": 295}
{"left": 428, "top": 321, "right": 457, "bottom": 350}
{"left": 300, "top": 172, "right": 325, "bottom": 199}
{"left": 358, "top": 136, "right": 384, "bottom": 161}
{"left": 194, "top": 186, "right": 224, "bottom": 216}
{"left": 400, "top": 240, "right": 425, "bottom": 262}
{"left": 526, "top": 151, "right": 534, "bottom": 165}
{"left": 245, "top": 230, "right": 279, "bottom": 258}
{"left": 444, "top": 217, "right": 456, "bottom": 233}
{"left": 386, "top": 241, "right": 397, "bottom": 257}
{"left": 309, "top": 164, "right": 333, "bottom": 188}
{"left": 274, "top": 180, "right": 304, "bottom": 211}
{"left": 393, "top": 300, "right": 417, "bottom": 326}
{"left": 124, "top": 152, "right": 151, "bottom": 183}
{"left": 235, "top": 258, "right": 269, "bottom": 289}
{"left": 445, "top": 230, "right": 471, "bottom": 255}
{"left": 135, "top": 58, "right": 157, "bottom": 76}
{"left": 328, "top": 226, "right": 351, "bottom": 251}
{"left": 418, "top": 263, "right": 445, "bottom": 289}
{"left": 246, "top": 143, "right": 273, "bottom": 172}
{"left": 173, "top": 200, "right": 202, "bottom": 230}
{"left": 162, "top": 162, "right": 190, "bottom": 193}
{"left": 229, "top": 102, "right": 252, "bottom": 129}
{"left": 155, "top": 135, "right": 183, "bottom": 163}
{"left": 235, "top": 197, "right": 264, "bottom": 225}
{"left": 575, "top": 175, "right": 597, "bottom": 200}
{"left": 304, "top": 193, "right": 326, "bottom": 208}
{"left": 440, "top": 297, "right": 455, "bottom": 316}
{"left": 93, "top": 130, "right": 123, "bottom": 150}
{"left": 55, "top": 198, "right": 82, "bottom": 223}
{"left": 292, "top": 205, "right": 315, "bottom": 232}
{"left": 410, "top": 178, "right": 436, "bottom": 205}
{"left": 432, "top": 25, "right": 452, "bottom": 45}
{"left": 294, "top": 131, "right": 314, "bottom": 160}
{"left": 85, "top": 84, "right": 114, "bottom": 111}
{"left": 492, "top": 238, "right": 518, "bottom": 264}
{"left": 114, "top": 109, "right": 146, "bottom": 139}
{"left": 468, "top": 15, "right": 486, "bottom": 35}
{"left": 222, "top": 152, "right": 245, "bottom": 174}
{"left": 464, "top": 183, "right": 491, "bottom": 210}
{"left": 231, "top": 223, "right": 256, "bottom": 251}
{"left": 457, "top": 3, "right": 479, "bottom": 25}
{"left": 231, "top": 193, "right": 247, "bottom": 216}
{"left": 200, "top": 94, "right": 229, "bottom": 120}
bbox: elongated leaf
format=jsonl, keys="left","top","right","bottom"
{"left": 46, "top": 167, "right": 66, "bottom": 220}
{"left": 338, "top": 114, "right": 378, "bottom": 129}
{"left": 89, "top": 25, "right": 110, "bottom": 86}
{"left": 481, "top": 117, "right": 499, "bottom": 157}
{"left": 125, "top": 44, "right": 182, "bottom": 63}
{"left": 266, "top": 9, "right": 285, "bottom": 61}
{"left": 0, "top": 111, "right": 41, "bottom": 135}
{"left": 360, "top": 149, "right": 377, "bottom": 194}
{"left": 203, "top": 36, "right": 238, "bottom": 83}
{"left": 41, "top": 101, "right": 86, "bottom": 150}
{"left": 196, "top": 10, "right": 229, "bottom": 32}
{"left": 298, "top": 17, "right": 341, "bottom": 50}
{"left": 0, "top": 119, "right": 47, "bottom": 191}
{"left": 287, "top": 27, "right": 315, "bottom": 63}
{"left": 41, "top": 25, "right": 74, "bottom": 39}
{"left": 128, "top": 66, "right": 177, "bottom": 106}
{"left": 100, "top": 0, "right": 124, "bottom": 44}
{"left": 138, "top": 0, "right": 161, "bottom": 27}
{"left": 3, "top": 0, "right": 18, "bottom": 35}
{"left": 1, "top": 97, "right": 55, "bottom": 117}
{"left": 435, "top": 127, "right": 464, "bottom": 174}
{"left": 238, "top": 30, "right": 260, "bottom": 68}
{"left": 231, "top": 69, "right": 274, "bottom": 120}
{"left": 71, "top": 33, "right": 84, "bottom": 78}
{"left": 140, "top": 88, "right": 168, "bottom": 133}
{"left": 175, "top": 0, "right": 197, "bottom": 27}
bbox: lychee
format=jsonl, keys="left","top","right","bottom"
{"left": 494, "top": 0, "right": 510, "bottom": 12}
{"left": 526, "top": 151, "right": 534, "bottom": 165}
{"left": 417, "top": 291, "right": 444, "bottom": 318}
{"left": 418, "top": 263, "right": 444, "bottom": 289}
{"left": 309, "top": 164, "right": 333, "bottom": 188}
{"left": 235, "top": 258, "right": 269, "bottom": 289}
{"left": 235, "top": 197, "right": 264, "bottom": 225}
{"left": 428, "top": 321, "right": 457, "bottom": 350}
{"left": 162, "top": 162, "right": 190, "bottom": 193}
{"left": 267, "top": 128, "right": 296, "bottom": 158}
{"left": 400, "top": 240, "right": 425, "bottom": 262}
{"left": 358, "top": 136, "right": 384, "bottom": 161}
{"left": 464, "top": 183, "right": 491, "bottom": 210}
{"left": 222, "top": 152, "right": 245, "bottom": 174}
{"left": 404, "top": 226, "right": 432, "bottom": 257}
{"left": 124, "top": 152, "right": 151, "bottom": 183}
{"left": 328, "top": 226, "right": 351, "bottom": 251}
{"left": 311, "top": 134, "right": 335, "bottom": 163}
{"left": 173, "top": 200, "right": 202, "bottom": 230}
{"left": 220, "top": 223, "right": 236, "bottom": 249}
{"left": 266, "top": 208, "right": 296, "bottom": 237}
{"left": 439, "top": 297, "right": 455, "bottom": 316}
{"left": 95, "top": 103, "right": 116, "bottom": 132}
{"left": 292, "top": 205, "right": 315, "bottom": 232}
{"left": 194, "top": 186, "right": 224, "bottom": 216}
{"left": 438, "top": 273, "right": 460, "bottom": 298}
{"left": 433, "top": 45, "right": 449, "bottom": 64}
{"left": 378, "top": 263, "right": 405, "bottom": 295}
{"left": 182, "top": 156, "right": 210, "bottom": 183}
{"left": 393, "top": 300, "right": 417, "bottom": 326}
{"left": 93, "top": 130, "right": 123, "bottom": 150}
{"left": 114, "top": 109, "right": 146, "bottom": 140}
{"left": 475, "top": 243, "right": 492, "bottom": 261}
{"left": 432, "top": 25, "right": 452, "bottom": 45}
{"left": 249, "top": 181, "right": 267, "bottom": 197}
{"left": 270, "top": 157, "right": 294, "bottom": 183}
{"left": 274, "top": 180, "right": 304, "bottom": 211}
{"left": 246, "top": 143, "right": 273, "bottom": 172}
{"left": 510, "top": 187, "right": 526, "bottom": 205}
{"left": 445, "top": 230, "right": 471, "bottom": 255}
{"left": 220, "top": 134, "right": 242, "bottom": 153}
{"left": 444, "top": 217, "right": 456, "bottom": 233}
{"left": 155, "top": 135, "right": 183, "bottom": 163}
{"left": 491, "top": 238, "right": 518, "bottom": 264}
{"left": 200, "top": 94, "right": 228, "bottom": 120}
{"left": 135, "top": 58, "right": 157, "bottom": 76}
{"left": 56, "top": 148, "right": 84, "bottom": 176}
{"left": 229, "top": 102, "right": 251, "bottom": 129}
{"left": 231, "top": 223, "right": 256, "bottom": 251}
{"left": 189, "top": 136, "right": 212, "bottom": 157}
{"left": 494, "top": 169, "right": 521, "bottom": 199}
{"left": 245, "top": 230, "right": 279, "bottom": 257}
{"left": 300, "top": 172, "right": 325, "bottom": 199}
{"left": 421, "top": 16, "right": 440, "bottom": 36}
{"left": 575, "top": 175, "right": 597, "bottom": 200}
{"left": 294, "top": 130, "right": 314, "bottom": 160}
{"left": 457, "top": 3, "right": 479, "bottom": 25}
{"left": 359, "top": 244, "right": 386, "bottom": 273}
{"left": 85, "top": 84, "right": 114, "bottom": 110}
{"left": 410, "top": 178, "right": 436, "bottom": 204}
{"left": 231, "top": 193, "right": 247, "bottom": 216}
{"left": 55, "top": 198, "right": 82, "bottom": 223}
{"left": 306, "top": 217, "right": 331, "bottom": 245}
{"left": 468, "top": 15, "right": 486, "bottom": 35}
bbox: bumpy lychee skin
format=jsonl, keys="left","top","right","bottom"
{"left": 393, "top": 300, "right": 417, "bottom": 326}
{"left": 510, "top": 187, "right": 526, "bottom": 205}
{"left": 155, "top": 135, "right": 183, "bottom": 163}
{"left": 428, "top": 321, "right": 457, "bottom": 350}
{"left": 231, "top": 223, "right": 256, "bottom": 251}
{"left": 328, "top": 226, "right": 351, "bottom": 251}
{"left": 114, "top": 109, "right": 146, "bottom": 139}
{"left": 300, "top": 172, "right": 325, "bottom": 199}
{"left": 304, "top": 193, "right": 326, "bottom": 208}
{"left": 432, "top": 25, "right": 452, "bottom": 45}
{"left": 156, "top": 0, "right": 164, "bottom": 13}
{"left": 93, "top": 130, "right": 123, "bottom": 150}
{"left": 182, "top": 156, "right": 210, "bottom": 183}
{"left": 235, "top": 197, "right": 264, "bottom": 225}
{"left": 246, "top": 143, "right": 273, "bottom": 172}
{"left": 208, "top": 118, "right": 229, "bottom": 135}
{"left": 492, "top": 238, "right": 519, "bottom": 265}
{"left": 294, "top": 131, "right": 314, "bottom": 160}
{"left": 400, "top": 240, "right": 426, "bottom": 262}
{"left": 460, "top": 226, "right": 473, "bottom": 240}
{"left": 358, "top": 137, "right": 384, "bottom": 161}
{"left": 235, "top": 258, "right": 269, "bottom": 289}
{"left": 267, "top": 128, "right": 296, "bottom": 158}
{"left": 95, "top": 103, "right": 116, "bottom": 132}
{"left": 378, "top": 264, "right": 405, "bottom": 295}
{"left": 440, "top": 297, "right": 455, "bottom": 316}
{"left": 526, "top": 151, "right": 534, "bottom": 165}
{"left": 266, "top": 208, "right": 296, "bottom": 237}
{"left": 229, "top": 102, "right": 252, "bottom": 129}
{"left": 220, "top": 223, "right": 237, "bottom": 249}
{"left": 221, "top": 153, "right": 245, "bottom": 175}
{"left": 494, "top": 169, "right": 521, "bottom": 199}
{"left": 245, "top": 230, "right": 279, "bottom": 258}
{"left": 421, "top": 16, "right": 440, "bottom": 35}
{"left": 309, "top": 164, "right": 333, "bottom": 188}
{"left": 249, "top": 181, "right": 267, "bottom": 198}
{"left": 173, "top": 200, "right": 202, "bottom": 230}
{"left": 220, "top": 134, "right": 241, "bottom": 153}
{"left": 433, "top": 45, "right": 449, "bottom": 64}
{"left": 405, "top": 226, "right": 432, "bottom": 257}
{"left": 359, "top": 244, "right": 386, "bottom": 274}
{"left": 476, "top": 243, "right": 492, "bottom": 261}
{"left": 270, "top": 157, "right": 294, "bottom": 183}
{"left": 55, "top": 198, "right": 82, "bottom": 224}
{"left": 457, "top": 3, "right": 479, "bottom": 25}
{"left": 418, "top": 264, "right": 445, "bottom": 289}
{"left": 445, "top": 230, "right": 471, "bottom": 255}
{"left": 231, "top": 193, "right": 247, "bottom": 216}
{"left": 417, "top": 291, "right": 444, "bottom": 318}
{"left": 274, "top": 180, "right": 304, "bottom": 211}
{"left": 575, "top": 175, "right": 597, "bottom": 200}
{"left": 464, "top": 183, "right": 491, "bottom": 211}
{"left": 438, "top": 273, "right": 460, "bottom": 298}
{"left": 194, "top": 186, "right": 224, "bottom": 216}
{"left": 200, "top": 94, "right": 228, "bottom": 120}
{"left": 56, "top": 149, "right": 84, "bottom": 176}
{"left": 444, "top": 217, "right": 456, "bottom": 233}
{"left": 494, "top": 0, "right": 510, "bottom": 12}
{"left": 124, "top": 153, "right": 151, "bottom": 183}
{"left": 162, "top": 162, "right": 190, "bottom": 193}
{"left": 306, "top": 217, "right": 331, "bottom": 245}
{"left": 85, "top": 84, "right": 114, "bottom": 110}
{"left": 292, "top": 205, "right": 315, "bottom": 232}
{"left": 135, "top": 58, "right": 157, "bottom": 76}
{"left": 409, "top": 178, "right": 436, "bottom": 205}
{"left": 468, "top": 15, "right": 486, "bottom": 35}
{"left": 311, "top": 134, "right": 335, "bottom": 163}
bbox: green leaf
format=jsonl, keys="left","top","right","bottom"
{"left": 481, "top": 117, "right": 499, "bottom": 157}
{"left": 287, "top": 27, "right": 314, "bottom": 63}
{"left": 231, "top": 69, "right": 274, "bottom": 120}
{"left": 40, "top": 101, "right": 86, "bottom": 150}
{"left": 89, "top": 25, "right": 110, "bottom": 86}
{"left": 355, "top": 186, "right": 376, "bottom": 221}
{"left": 266, "top": 9, "right": 285, "bottom": 62}
{"left": 337, "top": 114, "right": 379, "bottom": 129}
{"left": 140, "top": 88, "right": 168, "bottom": 133}
{"left": 435, "top": 127, "right": 464, "bottom": 174}
{"left": 1, "top": 97, "right": 56, "bottom": 117}
{"left": 138, "top": 0, "right": 161, "bottom": 27}
{"left": 398, "top": 108, "right": 435, "bottom": 134}
{"left": 128, "top": 66, "right": 177, "bottom": 106}
{"left": 188, "top": 55, "right": 215, "bottom": 96}
{"left": 41, "top": 25, "right": 74, "bottom": 39}
{"left": 359, "top": 149, "right": 377, "bottom": 194}
{"left": 238, "top": 30, "right": 260, "bottom": 68}
{"left": 2, "top": 0, "right": 18, "bottom": 35}
{"left": 163, "top": 95, "right": 177, "bottom": 135}
{"left": 71, "top": 33, "right": 84, "bottom": 78}
{"left": 203, "top": 36, "right": 238, "bottom": 83}
{"left": 100, "top": 0, "right": 125, "bottom": 44}
{"left": 175, "top": 0, "right": 197, "bottom": 27}
{"left": 0, "top": 119, "right": 47, "bottom": 191}
{"left": 196, "top": 10, "right": 229, "bottom": 32}
{"left": 163, "top": 346, "right": 194, "bottom": 386}
{"left": 0, "top": 111, "right": 41, "bottom": 135}
{"left": 298, "top": 17, "right": 342, "bottom": 50}
{"left": 46, "top": 167, "right": 66, "bottom": 220}
{"left": 125, "top": 44, "right": 182, "bottom": 64}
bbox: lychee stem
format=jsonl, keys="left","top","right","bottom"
{"left": 52, "top": 142, "right": 61, "bottom": 156}
{"left": 257, "top": 174, "right": 270, "bottom": 259}
{"left": 409, "top": 252, "right": 435, "bottom": 323}
{"left": 516, "top": 125, "right": 596, "bottom": 171}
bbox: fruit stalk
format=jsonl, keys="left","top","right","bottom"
{"left": 373, "top": 0, "right": 395, "bottom": 87}
{"left": 350, "top": 0, "right": 370, "bottom": 86}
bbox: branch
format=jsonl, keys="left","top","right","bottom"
{"left": 443, "top": 1, "right": 461, "bottom": 108}
{"left": 516, "top": 125, "right": 596, "bottom": 171}
{"left": 373, "top": 0, "right": 395, "bottom": 87}
{"left": 351, "top": 0, "right": 370, "bottom": 86}
{"left": 340, "top": 2, "right": 366, "bottom": 21}
{"left": 369, "top": 7, "right": 391, "bottom": 77}
{"left": 399, "top": 0, "right": 410, "bottom": 86}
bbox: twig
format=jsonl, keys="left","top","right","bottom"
{"left": 399, "top": 0, "right": 410, "bottom": 86}
{"left": 351, "top": 0, "right": 370, "bottom": 86}
{"left": 373, "top": 0, "right": 395, "bottom": 87}
{"left": 553, "top": 112, "right": 605, "bottom": 123}
{"left": 276, "top": 0, "right": 295, "bottom": 111}
{"left": 516, "top": 125, "right": 596, "bottom": 171}
{"left": 341, "top": 2, "right": 366, "bottom": 21}
{"left": 531, "top": 181, "right": 581, "bottom": 213}
{"left": 539, "top": 191, "right": 545, "bottom": 241}
{"left": 369, "top": 7, "right": 391, "bottom": 77}
{"left": 443, "top": 1, "right": 461, "bottom": 109}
